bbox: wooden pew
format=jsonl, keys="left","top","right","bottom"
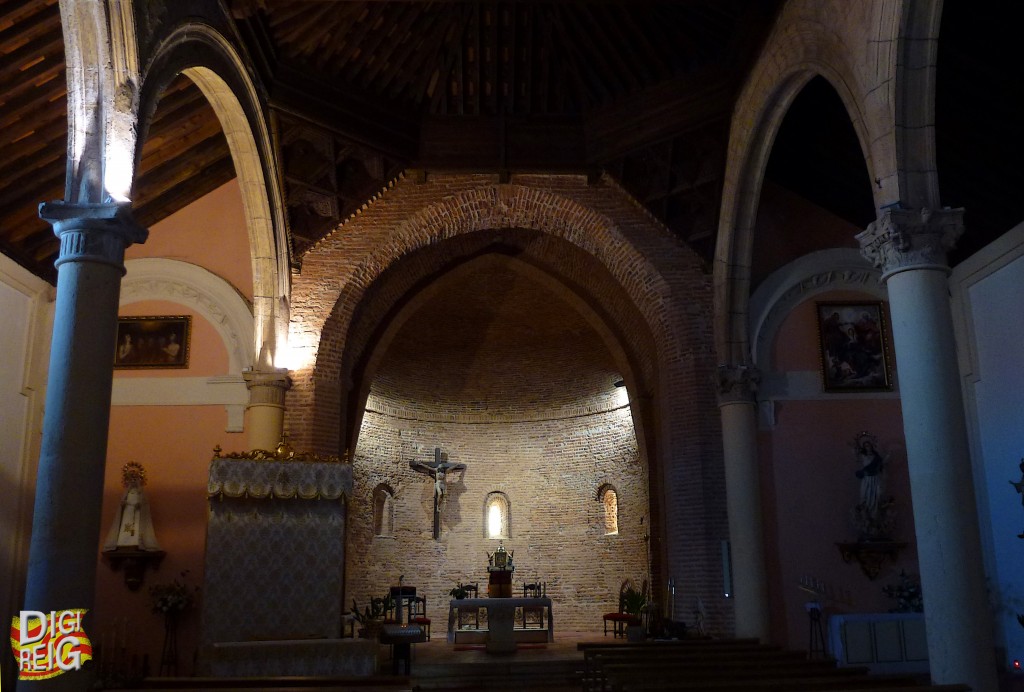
{"left": 577, "top": 638, "right": 971, "bottom": 692}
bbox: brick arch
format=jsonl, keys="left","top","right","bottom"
{"left": 714, "top": 3, "right": 900, "bottom": 364}
{"left": 289, "top": 174, "right": 722, "bottom": 626}
{"left": 290, "top": 177, "right": 687, "bottom": 454}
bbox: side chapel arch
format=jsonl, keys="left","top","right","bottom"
{"left": 714, "top": 4, "right": 903, "bottom": 362}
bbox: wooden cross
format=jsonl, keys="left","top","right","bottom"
{"left": 410, "top": 447, "right": 466, "bottom": 540}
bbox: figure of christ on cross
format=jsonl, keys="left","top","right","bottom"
{"left": 410, "top": 448, "right": 466, "bottom": 540}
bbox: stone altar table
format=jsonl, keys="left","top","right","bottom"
{"left": 447, "top": 597, "right": 553, "bottom": 653}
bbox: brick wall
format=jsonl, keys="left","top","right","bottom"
{"left": 343, "top": 257, "right": 648, "bottom": 631}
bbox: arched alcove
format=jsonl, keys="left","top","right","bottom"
{"left": 344, "top": 250, "right": 649, "bottom": 632}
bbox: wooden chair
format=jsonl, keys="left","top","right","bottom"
{"left": 603, "top": 580, "right": 641, "bottom": 637}
{"left": 457, "top": 582, "right": 480, "bottom": 629}
{"left": 410, "top": 595, "right": 431, "bottom": 639}
{"left": 522, "top": 582, "right": 545, "bottom": 629}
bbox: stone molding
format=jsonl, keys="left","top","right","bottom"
{"left": 748, "top": 248, "right": 885, "bottom": 369}
{"left": 857, "top": 207, "right": 964, "bottom": 280}
{"left": 120, "top": 258, "right": 254, "bottom": 374}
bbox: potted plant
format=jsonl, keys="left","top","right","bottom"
{"left": 449, "top": 584, "right": 470, "bottom": 600}
{"left": 351, "top": 594, "right": 393, "bottom": 639}
{"left": 622, "top": 582, "right": 649, "bottom": 642}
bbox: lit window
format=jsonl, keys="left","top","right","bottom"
{"left": 600, "top": 485, "right": 619, "bottom": 535}
{"left": 373, "top": 485, "right": 395, "bottom": 537}
{"left": 485, "top": 492, "right": 510, "bottom": 539}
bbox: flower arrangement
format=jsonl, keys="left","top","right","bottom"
{"left": 149, "top": 570, "right": 198, "bottom": 615}
{"left": 882, "top": 570, "right": 923, "bottom": 613}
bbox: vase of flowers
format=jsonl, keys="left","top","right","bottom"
{"left": 150, "top": 570, "right": 198, "bottom": 675}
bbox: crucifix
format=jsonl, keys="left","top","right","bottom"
{"left": 410, "top": 447, "right": 466, "bottom": 540}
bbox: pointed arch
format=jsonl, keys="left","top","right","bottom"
{"left": 136, "top": 21, "right": 289, "bottom": 370}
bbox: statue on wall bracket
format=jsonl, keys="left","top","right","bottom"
{"left": 851, "top": 431, "right": 895, "bottom": 542}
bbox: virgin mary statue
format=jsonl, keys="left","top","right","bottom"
{"left": 103, "top": 461, "right": 161, "bottom": 551}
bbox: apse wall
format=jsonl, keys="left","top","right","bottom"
{"left": 345, "top": 261, "right": 650, "bottom": 632}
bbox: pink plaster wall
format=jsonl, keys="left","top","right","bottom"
{"left": 96, "top": 178, "right": 252, "bottom": 676}
{"left": 125, "top": 180, "right": 254, "bottom": 302}
{"left": 97, "top": 406, "right": 244, "bottom": 677}
{"left": 761, "top": 292, "right": 919, "bottom": 651}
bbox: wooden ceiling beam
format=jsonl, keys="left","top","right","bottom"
{"left": 0, "top": 158, "right": 65, "bottom": 213}
{"left": 517, "top": 3, "right": 532, "bottom": 115}
{"left": 585, "top": 72, "right": 736, "bottom": 163}
{"left": 269, "top": 67, "right": 417, "bottom": 160}
{"left": 0, "top": 32, "right": 63, "bottom": 84}
{"left": 0, "top": 0, "right": 59, "bottom": 48}
{"left": 548, "top": 6, "right": 603, "bottom": 109}
{"left": 2, "top": 115, "right": 64, "bottom": 159}
{"left": 331, "top": 3, "right": 386, "bottom": 74}
{"left": 0, "top": 55, "right": 64, "bottom": 113}
{"left": 134, "top": 133, "right": 232, "bottom": 196}
{"left": 484, "top": 3, "right": 498, "bottom": 115}
{"left": 0, "top": 78, "right": 65, "bottom": 133}
{"left": 578, "top": 5, "right": 639, "bottom": 95}
{"left": 4, "top": 186, "right": 60, "bottom": 243}
{"left": 140, "top": 117, "right": 225, "bottom": 175}
{"left": 357, "top": 4, "right": 421, "bottom": 88}
{"left": 387, "top": 10, "right": 448, "bottom": 101}
{"left": 0, "top": 0, "right": 56, "bottom": 32}
{"left": 274, "top": 2, "right": 335, "bottom": 53}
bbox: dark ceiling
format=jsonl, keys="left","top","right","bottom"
{"left": 0, "top": 0, "right": 1020, "bottom": 286}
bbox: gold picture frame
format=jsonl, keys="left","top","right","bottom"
{"left": 114, "top": 316, "right": 191, "bottom": 369}
{"left": 815, "top": 302, "right": 892, "bottom": 392}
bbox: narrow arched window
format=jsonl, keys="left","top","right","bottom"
{"left": 372, "top": 484, "right": 395, "bottom": 537}
{"left": 485, "top": 492, "right": 510, "bottom": 539}
{"left": 599, "top": 485, "right": 619, "bottom": 535}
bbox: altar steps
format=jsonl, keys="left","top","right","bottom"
{"left": 410, "top": 657, "right": 582, "bottom": 690}
{"left": 133, "top": 676, "right": 413, "bottom": 691}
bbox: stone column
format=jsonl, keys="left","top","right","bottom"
{"left": 19, "top": 202, "right": 146, "bottom": 691}
{"left": 243, "top": 367, "right": 291, "bottom": 451}
{"left": 857, "top": 207, "right": 997, "bottom": 690}
{"left": 717, "top": 364, "right": 770, "bottom": 641}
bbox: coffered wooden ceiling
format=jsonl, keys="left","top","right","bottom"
{"left": 1, "top": 0, "right": 1020, "bottom": 285}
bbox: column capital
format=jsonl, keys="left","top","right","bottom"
{"left": 243, "top": 367, "right": 292, "bottom": 407}
{"left": 40, "top": 200, "right": 148, "bottom": 272}
{"left": 856, "top": 207, "right": 963, "bottom": 281}
{"left": 716, "top": 364, "right": 760, "bottom": 406}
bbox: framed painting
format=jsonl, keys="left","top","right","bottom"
{"left": 815, "top": 302, "right": 892, "bottom": 392}
{"left": 114, "top": 316, "right": 191, "bottom": 369}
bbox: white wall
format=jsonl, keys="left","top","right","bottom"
{"left": 0, "top": 254, "right": 52, "bottom": 685}
{"left": 952, "top": 221, "right": 1024, "bottom": 670}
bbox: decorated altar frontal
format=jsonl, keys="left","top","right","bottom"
{"left": 198, "top": 443, "right": 361, "bottom": 675}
